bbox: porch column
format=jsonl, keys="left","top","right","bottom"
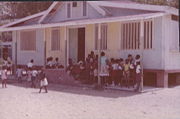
{"left": 65, "top": 26, "right": 69, "bottom": 68}
{"left": 98, "top": 23, "right": 101, "bottom": 85}
{"left": 44, "top": 29, "right": 46, "bottom": 68}
{"left": 140, "top": 20, "right": 144, "bottom": 91}
{"left": 157, "top": 71, "right": 168, "bottom": 88}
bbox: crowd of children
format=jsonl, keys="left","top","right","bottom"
{"left": 13, "top": 59, "right": 49, "bottom": 93}
{"left": 66, "top": 51, "right": 142, "bottom": 91}
{"left": 66, "top": 51, "right": 98, "bottom": 84}
{"left": 1, "top": 53, "right": 142, "bottom": 92}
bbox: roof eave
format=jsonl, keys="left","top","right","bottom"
{"left": 0, "top": 12, "right": 167, "bottom": 32}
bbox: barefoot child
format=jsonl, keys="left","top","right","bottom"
{"left": 16, "top": 65, "right": 23, "bottom": 83}
{"left": 39, "top": 71, "right": 48, "bottom": 93}
{"left": 1, "top": 66, "right": 8, "bottom": 88}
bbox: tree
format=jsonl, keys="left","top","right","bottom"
{"left": 0, "top": 2, "right": 52, "bottom": 20}
{"left": 133, "top": 0, "right": 179, "bottom": 8}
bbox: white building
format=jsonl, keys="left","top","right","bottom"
{"left": 0, "top": 1, "right": 179, "bottom": 87}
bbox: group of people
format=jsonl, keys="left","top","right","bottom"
{"left": 1, "top": 57, "right": 13, "bottom": 88}
{"left": 1, "top": 52, "right": 142, "bottom": 92}
{"left": 46, "top": 57, "right": 64, "bottom": 69}
{"left": 66, "top": 51, "right": 142, "bottom": 92}
{"left": 66, "top": 51, "right": 98, "bottom": 84}
{"left": 20, "top": 59, "right": 48, "bottom": 93}
{"left": 99, "top": 52, "right": 142, "bottom": 92}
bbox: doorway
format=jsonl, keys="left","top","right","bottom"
{"left": 69, "top": 27, "right": 85, "bottom": 63}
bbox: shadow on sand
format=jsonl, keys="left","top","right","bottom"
{"left": 6, "top": 79, "right": 142, "bottom": 99}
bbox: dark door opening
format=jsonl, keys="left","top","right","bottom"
{"left": 77, "top": 28, "right": 85, "bottom": 62}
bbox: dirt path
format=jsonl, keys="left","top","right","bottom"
{"left": 0, "top": 83, "right": 180, "bottom": 119}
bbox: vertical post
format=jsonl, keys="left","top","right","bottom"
{"left": 98, "top": 23, "right": 101, "bottom": 86}
{"left": 140, "top": 20, "right": 144, "bottom": 92}
{"left": 65, "top": 26, "right": 67, "bottom": 68}
{"left": 0, "top": 32, "right": 2, "bottom": 70}
{"left": 15, "top": 31, "right": 17, "bottom": 72}
{"left": 44, "top": 29, "right": 46, "bottom": 68}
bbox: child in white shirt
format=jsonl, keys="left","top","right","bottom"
{"left": 134, "top": 62, "right": 142, "bottom": 92}
{"left": 16, "top": 65, "right": 22, "bottom": 83}
{"left": 39, "top": 71, "right": 48, "bottom": 93}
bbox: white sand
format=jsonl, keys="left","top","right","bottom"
{"left": 0, "top": 83, "right": 180, "bottom": 119}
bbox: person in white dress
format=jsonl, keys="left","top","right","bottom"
{"left": 39, "top": 71, "right": 48, "bottom": 93}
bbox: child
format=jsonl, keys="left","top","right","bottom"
{"left": 1, "top": 66, "right": 8, "bottom": 88}
{"left": 89, "top": 62, "right": 95, "bottom": 84}
{"left": 26, "top": 68, "right": 32, "bottom": 87}
{"left": 39, "top": 71, "right": 48, "bottom": 93}
{"left": 31, "top": 69, "right": 38, "bottom": 88}
{"left": 134, "top": 54, "right": 141, "bottom": 66}
{"left": 124, "top": 59, "right": 130, "bottom": 88}
{"left": 16, "top": 65, "right": 23, "bottom": 83}
{"left": 117, "top": 58, "right": 124, "bottom": 86}
{"left": 93, "top": 65, "right": 98, "bottom": 84}
{"left": 27, "top": 59, "right": 34, "bottom": 69}
{"left": 134, "top": 62, "right": 142, "bottom": 92}
{"left": 112, "top": 59, "right": 119, "bottom": 86}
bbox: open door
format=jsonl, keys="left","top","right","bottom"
{"left": 78, "top": 28, "right": 85, "bottom": 62}
{"left": 69, "top": 27, "right": 85, "bottom": 63}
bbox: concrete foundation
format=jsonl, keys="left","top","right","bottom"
{"left": 156, "top": 72, "right": 168, "bottom": 88}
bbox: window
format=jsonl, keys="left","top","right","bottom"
{"left": 83, "top": 1, "right": 87, "bottom": 16}
{"left": 171, "top": 15, "right": 179, "bottom": 22}
{"left": 51, "top": 29, "right": 60, "bottom": 51}
{"left": 144, "top": 20, "right": 153, "bottom": 49}
{"left": 94, "top": 24, "right": 108, "bottom": 50}
{"left": 67, "top": 3, "right": 71, "bottom": 18}
{"left": 72, "top": 2, "right": 77, "bottom": 7}
{"left": 121, "top": 22, "right": 140, "bottom": 50}
{"left": 20, "top": 30, "right": 36, "bottom": 51}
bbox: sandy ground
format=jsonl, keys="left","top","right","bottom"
{"left": 0, "top": 83, "right": 180, "bottom": 119}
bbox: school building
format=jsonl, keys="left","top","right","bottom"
{"left": 0, "top": 1, "right": 179, "bottom": 87}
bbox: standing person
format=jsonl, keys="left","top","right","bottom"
{"left": 99, "top": 52, "right": 108, "bottom": 85}
{"left": 134, "top": 62, "right": 142, "bottom": 92}
{"left": 134, "top": 54, "right": 141, "bottom": 66}
{"left": 90, "top": 51, "right": 96, "bottom": 63}
{"left": 26, "top": 68, "right": 32, "bottom": 87}
{"left": 127, "top": 54, "right": 134, "bottom": 64}
{"left": 112, "top": 59, "right": 119, "bottom": 86}
{"left": 1, "top": 66, "right": 8, "bottom": 88}
{"left": 31, "top": 69, "right": 38, "bottom": 88}
{"left": 27, "top": 59, "right": 34, "bottom": 69}
{"left": 117, "top": 58, "right": 124, "bottom": 86}
{"left": 39, "top": 71, "right": 48, "bottom": 93}
{"left": 16, "top": 65, "right": 23, "bottom": 83}
{"left": 124, "top": 59, "right": 130, "bottom": 88}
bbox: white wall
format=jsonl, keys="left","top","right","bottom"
{"left": 15, "top": 29, "right": 45, "bottom": 66}
{"left": 118, "top": 17, "right": 164, "bottom": 70}
{"left": 43, "top": 2, "right": 102, "bottom": 23}
{"left": 164, "top": 15, "right": 180, "bottom": 70}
